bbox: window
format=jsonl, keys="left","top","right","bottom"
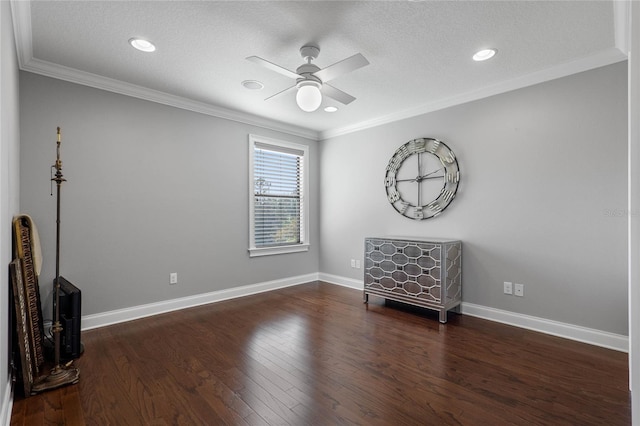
{"left": 249, "top": 135, "right": 309, "bottom": 257}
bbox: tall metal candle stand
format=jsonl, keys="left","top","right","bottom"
{"left": 31, "top": 127, "right": 79, "bottom": 393}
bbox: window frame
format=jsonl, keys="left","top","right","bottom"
{"left": 248, "top": 134, "right": 310, "bottom": 257}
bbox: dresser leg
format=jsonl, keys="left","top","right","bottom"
{"left": 363, "top": 292, "right": 369, "bottom": 304}
{"left": 439, "top": 309, "right": 447, "bottom": 323}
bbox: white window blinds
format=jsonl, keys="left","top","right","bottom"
{"left": 249, "top": 138, "right": 308, "bottom": 255}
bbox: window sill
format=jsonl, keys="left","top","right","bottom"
{"left": 249, "top": 243, "right": 310, "bottom": 257}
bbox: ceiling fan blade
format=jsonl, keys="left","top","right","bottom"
{"left": 313, "top": 53, "right": 369, "bottom": 82}
{"left": 322, "top": 84, "right": 356, "bottom": 105}
{"left": 246, "top": 56, "right": 301, "bottom": 80}
{"left": 264, "top": 85, "right": 296, "bottom": 101}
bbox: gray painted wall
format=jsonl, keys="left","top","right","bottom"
{"left": 1, "top": 0, "right": 20, "bottom": 418}
{"left": 319, "top": 62, "right": 628, "bottom": 335}
{"left": 19, "top": 72, "right": 319, "bottom": 316}
{"left": 16, "top": 55, "right": 628, "bottom": 338}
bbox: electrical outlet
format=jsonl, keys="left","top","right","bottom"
{"left": 514, "top": 283, "right": 524, "bottom": 297}
{"left": 170, "top": 272, "right": 178, "bottom": 285}
{"left": 355, "top": 260, "right": 361, "bottom": 269}
{"left": 350, "top": 259, "right": 356, "bottom": 268}
{"left": 504, "top": 281, "right": 513, "bottom": 295}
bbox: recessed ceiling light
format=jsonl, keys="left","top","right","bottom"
{"left": 324, "top": 106, "right": 338, "bottom": 113}
{"left": 473, "top": 48, "right": 497, "bottom": 61}
{"left": 241, "top": 80, "right": 264, "bottom": 90}
{"left": 129, "top": 38, "right": 156, "bottom": 53}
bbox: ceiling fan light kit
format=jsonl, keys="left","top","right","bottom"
{"left": 296, "top": 80, "right": 322, "bottom": 112}
{"left": 247, "top": 44, "right": 369, "bottom": 113}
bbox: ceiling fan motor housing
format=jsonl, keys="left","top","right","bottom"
{"left": 300, "top": 44, "right": 320, "bottom": 62}
{"left": 296, "top": 63, "right": 322, "bottom": 85}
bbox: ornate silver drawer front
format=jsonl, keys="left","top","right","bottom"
{"left": 364, "top": 237, "right": 462, "bottom": 323}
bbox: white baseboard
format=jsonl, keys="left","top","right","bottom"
{"left": 80, "top": 272, "right": 629, "bottom": 353}
{"left": 318, "top": 272, "right": 362, "bottom": 290}
{"left": 1, "top": 379, "right": 13, "bottom": 426}
{"left": 82, "top": 273, "right": 319, "bottom": 330}
{"left": 319, "top": 273, "right": 629, "bottom": 352}
{"left": 461, "top": 302, "right": 628, "bottom": 352}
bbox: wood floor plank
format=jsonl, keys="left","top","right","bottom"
{"left": 60, "top": 386, "right": 86, "bottom": 426}
{"left": 161, "top": 342, "right": 254, "bottom": 424}
{"left": 105, "top": 333, "right": 164, "bottom": 421}
{"left": 13, "top": 391, "right": 43, "bottom": 426}
{"left": 8, "top": 399, "right": 26, "bottom": 426}
{"left": 11, "top": 281, "right": 631, "bottom": 425}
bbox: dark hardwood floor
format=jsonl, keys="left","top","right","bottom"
{"left": 11, "top": 281, "right": 630, "bottom": 425}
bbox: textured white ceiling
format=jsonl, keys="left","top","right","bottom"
{"left": 14, "top": 1, "right": 627, "bottom": 139}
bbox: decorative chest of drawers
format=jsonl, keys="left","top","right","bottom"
{"left": 364, "top": 237, "right": 462, "bottom": 323}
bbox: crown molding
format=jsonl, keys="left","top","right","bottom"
{"left": 10, "top": 0, "right": 32, "bottom": 69}
{"left": 11, "top": 0, "right": 628, "bottom": 143}
{"left": 319, "top": 47, "right": 628, "bottom": 140}
{"left": 21, "top": 58, "right": 319, "bottom": 140}
{"left": 10, "top": 1, "right": 318, "bottom": 141}
{"left": 614, "top": 0, "right": 631, "bottom": 55}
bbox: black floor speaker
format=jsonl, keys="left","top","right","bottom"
{"left": 57, "top": 277, "right": 82, "bottom": 360}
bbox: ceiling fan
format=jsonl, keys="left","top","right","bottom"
{"left": 246, "top": 44, "right": 369, "bottom": 112}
